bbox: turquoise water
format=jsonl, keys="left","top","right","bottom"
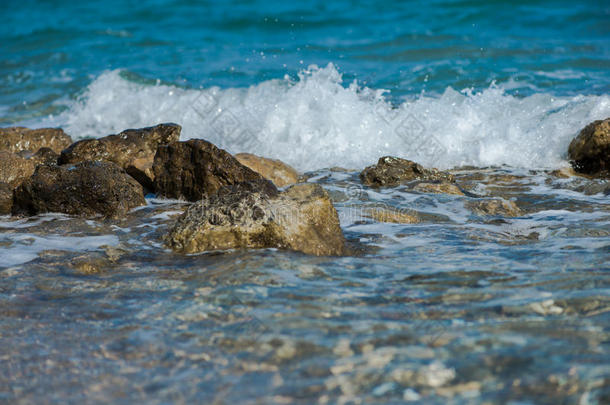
{"left": 1, "top": 1, "right": 610, "bottom": 404}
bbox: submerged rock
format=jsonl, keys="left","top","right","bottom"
{"left": 153, "top": 139, "right": 270, "bottom": 201}
{"left": 360, "top": 156, "right": 454, "bottom": 187}
{"left": 0, "top": 126, "right": 72, "bottom": 154}
{"left": 59, "top": 123, "right": 181, "bottom": 190}
{"left": 235, "top": 153, "right": 300, "bottom": 187}
{"left": 167, "top": 183, "right": 345, "bottom": 256}
{"left": 366, "top": 207, "right": 419, "bottom": 224}
{"left": 0, "top": 182, "right": 12, "bottom": 215}
{"left": 13, "top": 161, "right": 146, "bottom": 218}
{"left": 466, "top": 199, "right": 521, "bottom": 217}
{"left": 568, "top": 118, "right": 610, "bottom": 177}
{"left": 413, "top": 181, "right": 464, "bottom": 196}
{"left": 0, "top": 151, "right": 36, "bottom": 188}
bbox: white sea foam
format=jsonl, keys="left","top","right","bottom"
{"left": 43, "top": 63, "right": 610, "bottom": 171}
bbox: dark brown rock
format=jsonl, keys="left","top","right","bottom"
{"left": 568, "top": 118, "right": 610, "bottom": 177}
{"left": 12, "top": 161, "right": 146, "bottom": 218}
{"left": 0, "top": 151, "right": 36, "bottom": 188}
{"left": 360, "top": 156, "right": 454, "bottom": 187}
{"left": 59, "top": 123, "right": 181, "bottom": 190}
{"left": 18, "top": 147, "right": 59, "bottom": 166}
{"left": 0, "top": 127, "right": 72, "bottom": 154}
{"left": 153, "top": 139, "right": 271, "bottom": 201}
{"left": 167, "top": 183, "right": 345, "bottom": 256}
{"left": 0, "top": 182, "right": 12, "bottom": 215}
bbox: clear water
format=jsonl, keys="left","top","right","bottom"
{"left": 1, "top": 0, "right": 609, "bottom": 403}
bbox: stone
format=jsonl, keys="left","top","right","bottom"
{"left": 12, "top": 161, "right": 146, "bottom": 218}
{"left": 59, "top": 123, "right": 181, "bottom": 190}
{"left": 167, "top": 183, "right": 345, "bottom": 256}
{"left": 153, "top": 139, "right": 270, "bottom": 201}
{"left": 235, "top": 153, "right": 299, "bottom": 187}
{"left": 0, "top": 126, "right": 72, "bottom": 154}
{"left": 18, "top": 147, "right": 59, "bottom": 166}
{"left": 0, "top": 182, "right": 12, "bottom": 215}
{"left": 360, "top": 156, "right": 454, "bottom": 187}
{"left": 466, "top": 199, "right": 521, "bottom": 217}
{"left": 568, "top": 118, "right": 610, "bottom": 177}
{"left": 413, "top": 182, "right": 464, "bottom": 195}
{"left": 0, "top": 151, "right": 36, "bottom": 189}
{"left": 366, "top": 208, "right": 419, "bottom": 224}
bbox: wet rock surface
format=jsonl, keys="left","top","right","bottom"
{"left": 366, "top": 207, "right": 419, "bottom": 224}
{"left": 568, "top": 118, "right": 610, "bottom": 177}
{"left": 466, "top": 198, "right": 522, "bottom": 217}
{"left": 0, "top": 126, "right": 72, "bottom": 154}
{"left": 153, "top": 139, "right": 268, "bottom": 201}
{"left": 0, "top": 151, "right": 36, "bottom": 189}
{"left": 12, "top": 161, "right": 146, "bottom": 218}
{"left": 0, "top": 182, "right": 12, "bottom": 215}
{"left": 167, "top": 183, "right": 345, "bottom": 256}
{"left": 413, "top": 181, "right": 464, "bottom": 196}
{"left": 360, "top": 156, "right": 454, "bottom": 187}
{"left": 235, "top": 153, "right": 300, "bottom": 187}
{"left": 59, "top": 123, "right": 181, "bottom": 190}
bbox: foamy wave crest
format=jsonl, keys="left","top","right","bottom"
{"left": 48, "top": 64, "right": 610, "bottom": 171}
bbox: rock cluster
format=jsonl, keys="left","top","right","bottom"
{"left": 0, "top": 127, "right": 72, "bottom": 154}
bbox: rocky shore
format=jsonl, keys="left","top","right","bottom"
{"left": 0, "top": 118, "right": 608, "bottom": 256}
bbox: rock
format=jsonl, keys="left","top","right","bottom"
{"left": 235, "top": 153, "right": 299, "bottom": 187}
{"left": 360, "top": 156, "right": 454, "bottom": 187}
{"left": 0, "top": 151, "right": 36, "bottom": 188}
{"left": 153, "top": 139, "right": 270, "bottom": 201}
{"left": 413, "top": 182, "right": 464, "bottom": 196}
{"left": 12, "top": 161, "right": 146, "bottom": 218}
{"left": 366, "top": 208, "right": 419, "bottom": 224}
{"left": 59, "top": 123, "right": 181, "bottom": 190}
{"left": 568, "top": 118, "right": 610, "bottom": 177}
{"left": 548, "top": 167, "right": 578, "bottom": 178}
{"left": 0, "top": 126, "right": 72, "bottom": 154}
{"left": 466, "top": 199, "right": 521, "bottom": 217}
{"left": 167, "top": 183, "right": 345, "bottom": 256}
{"left": 0, "top": 182, "right": 12, "bottom": 215}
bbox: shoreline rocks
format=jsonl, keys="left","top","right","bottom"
{"left": 13, "top": 161, "right": 146, "bottom": 218}
{"left": 235, "top": 153, "right": 300, "bottom": 187}
{"left": 0, "top": 127, "right": 72, "bottom": 154}
{"left": 59, "top": 123, "right": 181, "bottom": 190}
{"left": 466, "top": 198, "right": 521, "bottom": 217}
{"left": 153, "top": 139, "right": 271, "bottom": 201}
{"left": 568, "top": 118, "right": 609, "bottom": 177}
{"left": 360, "top": 156, "right": 454, "bottom": 187}
{"left": 0, "top": 151, "right": 36, "bottom": 189}
{"left": 167, "top": 183, "right": 346, "bottom": 256}
{"left": 0, "top": 183, "right": 12, "bottom": 215}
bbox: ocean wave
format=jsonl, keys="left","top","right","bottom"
{"left": 44, "top": 63, "right": 610, "bottom": 171}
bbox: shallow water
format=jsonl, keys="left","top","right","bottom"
{"left": 1, "top": 169, "right": 609, "bottom": 403}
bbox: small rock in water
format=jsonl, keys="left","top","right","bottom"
{"left": 153, "top": 139, "right": 269, "bottom": 201}
{"left": 167, "top": 183, "right": 345, "bottom": 256}
{"left": 59, "top": 123, "right": 181, "bottom": 190}
{"left": 360, "top": 156, "right": 454, "bottom": 187}
{"left": 235, "top": 153, "right": 300, "bottom": 187}
{"left": 366, "top": 208, "right": 419, "bottom": 224}
{"left": 413, "top": 181, "right": 464, "bottom": 195}
{"left": 466, "top": 198, "right": 521, "bottom": 217}
{"left": 12, "top": 161, "right": 146, "bottom": 218}
{"left": 568, "top": 117, "right": 610, "bottom": 177}
{"left": 0, "top": 126, "right": 72, "bottom": 154}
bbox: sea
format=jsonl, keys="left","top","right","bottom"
{"left": 1, "top": 0, "right": 609, "bottom": 403}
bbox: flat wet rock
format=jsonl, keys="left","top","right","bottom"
{"left": 0, "top": 126, "right": 72, "bottom": 154}
{"left": 360, "top": 156, "right": 454, "bottom": 187}
{"left": 59, "top": 123, "right": 181, "bottom": 190}
{"left": 153, "top": 139, "right": 269, "bottom": 201}
{"left": 12, "top": 161, "right": 146, "bottom": 218}
{"left": 167, "top": 183, "right": 345, "bottom": 256}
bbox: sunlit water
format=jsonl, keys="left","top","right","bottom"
{"left": 1, "top": 0, "right": 610, "bottom": 403}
